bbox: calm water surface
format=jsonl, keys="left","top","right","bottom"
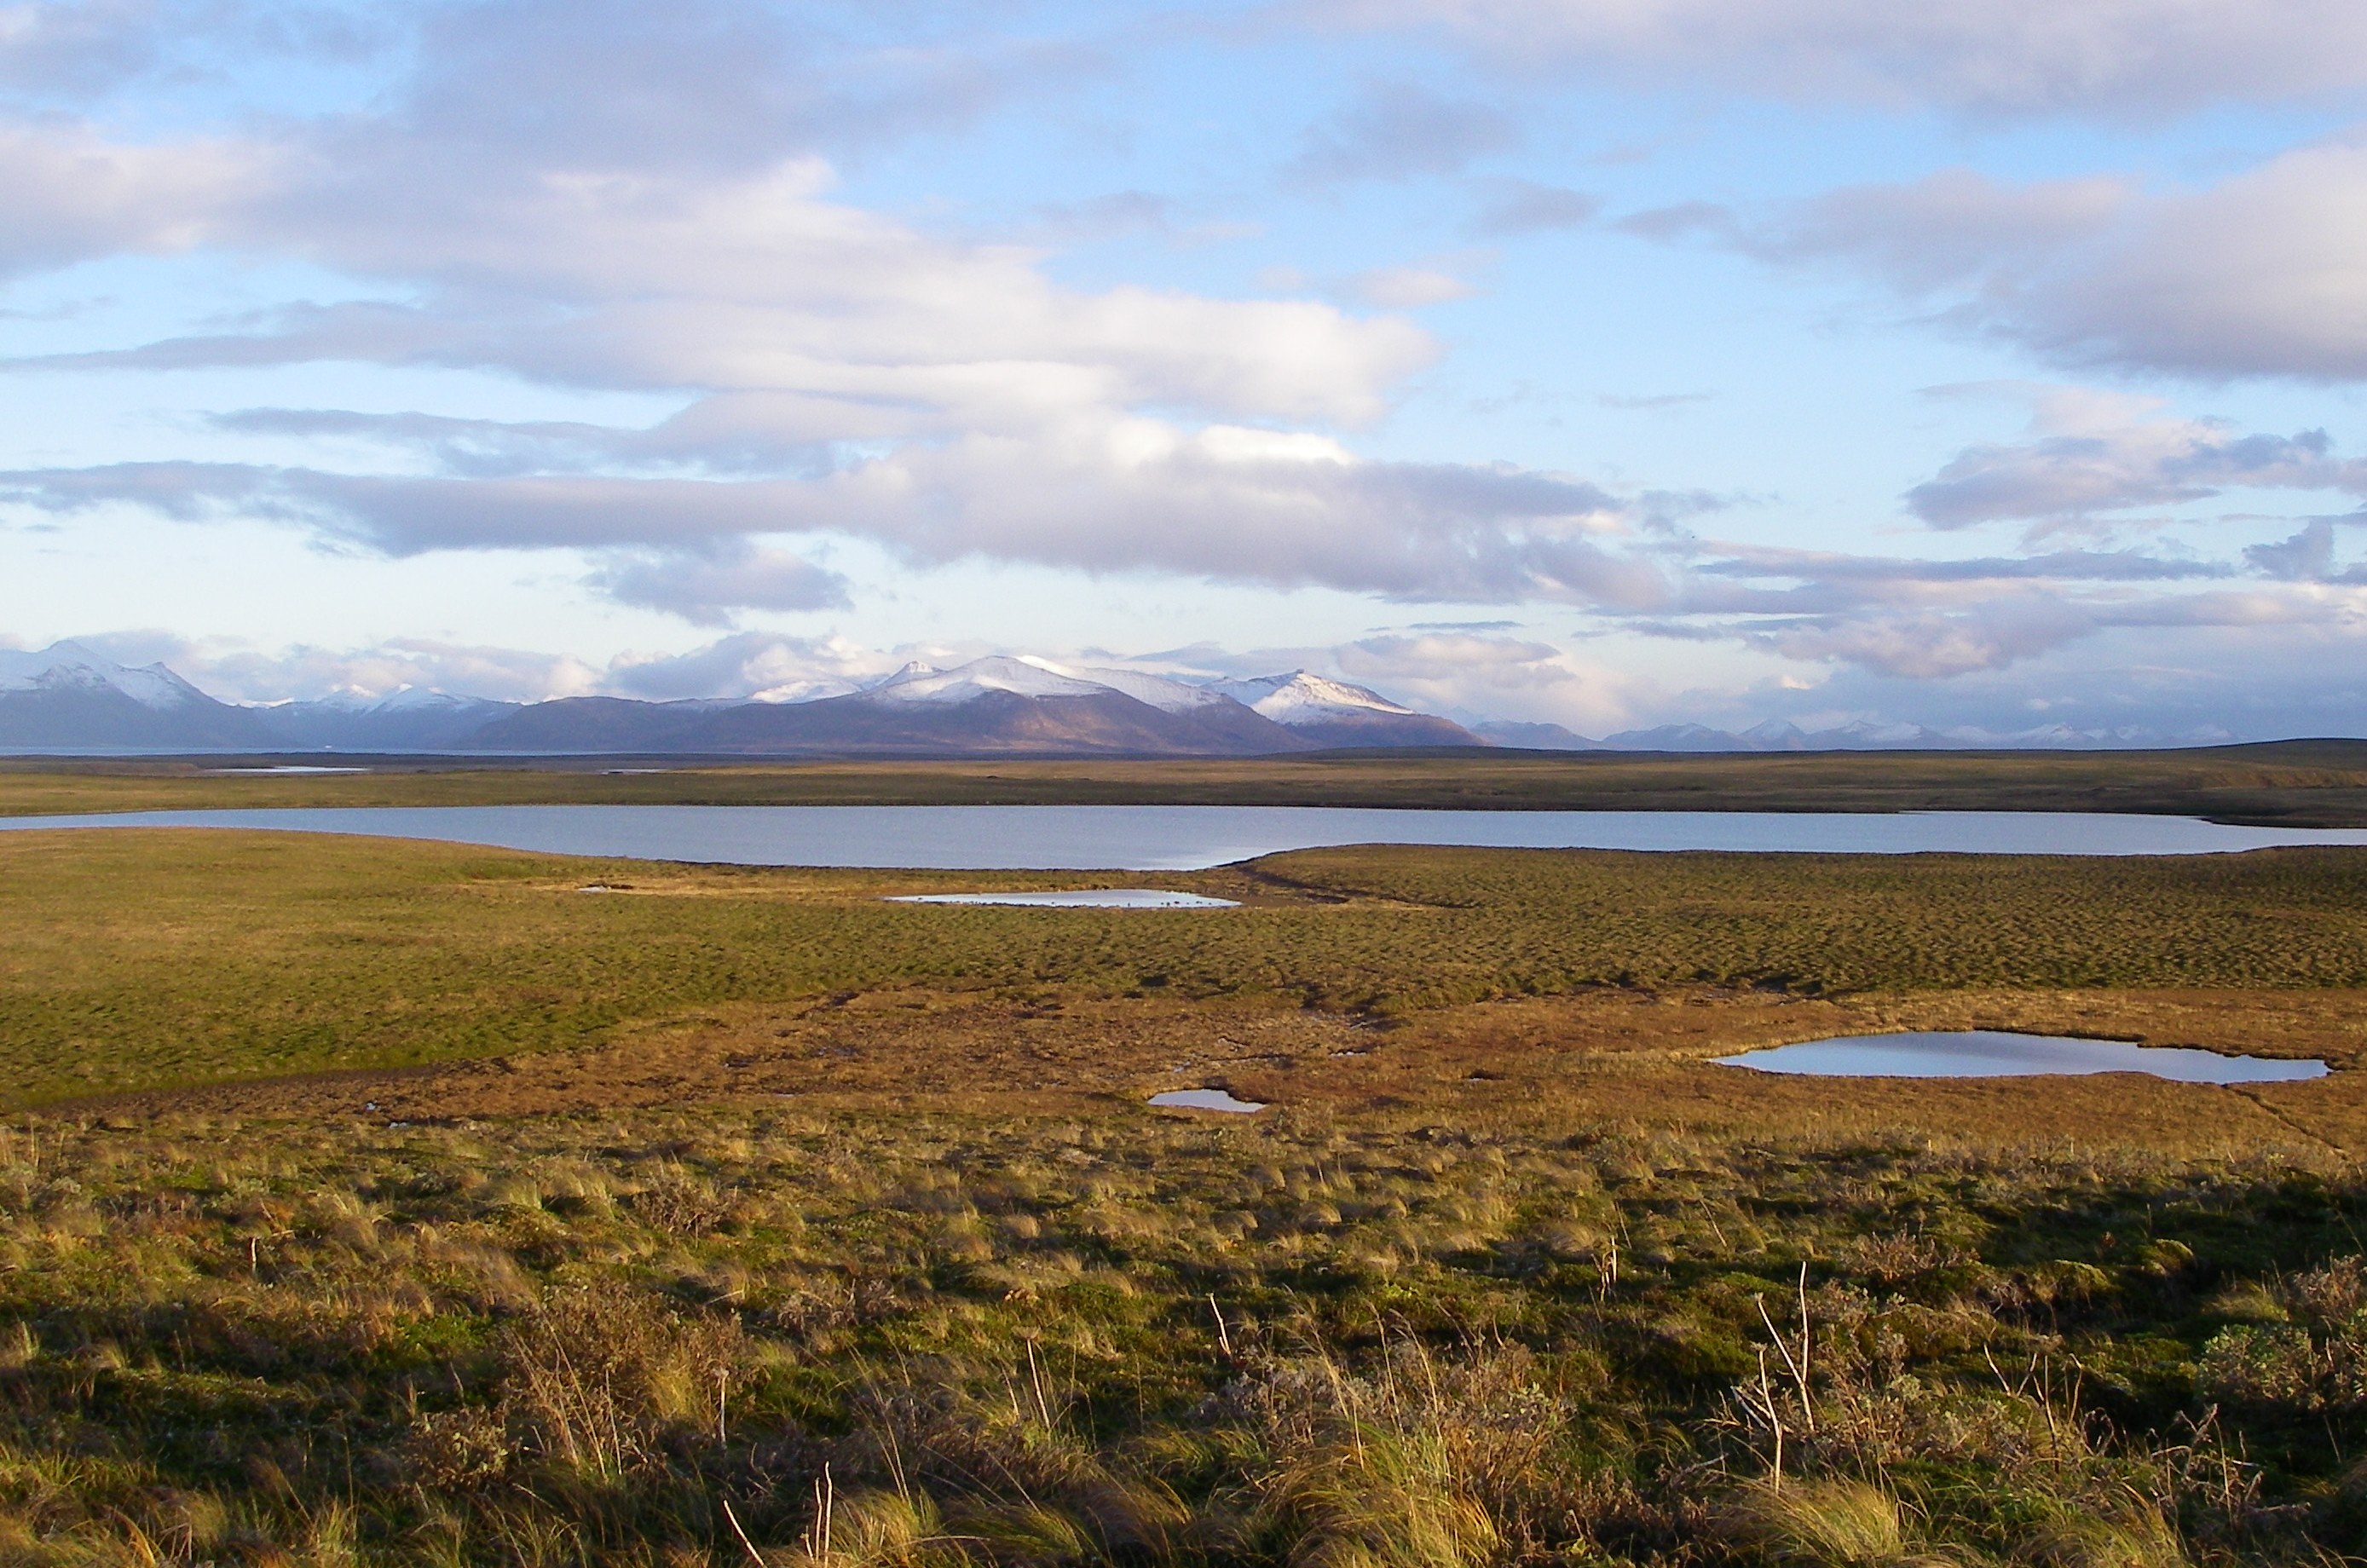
{"left": 888, "top": 890, "right": 1238, "bottom": 908}
{"left": 1716, "top": 1030, "right": 2328, "bottom": 1082}
{"left": 6, "top": 804, "right": 2367, "bottom": 868}
{"left": 1148, "top": 1088, "right": 1267, "bottom": 1113}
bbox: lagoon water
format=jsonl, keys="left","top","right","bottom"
{"left": 888, "top": 889, "right": 1238, "bottom": 908}
{"left": 5, "top": 804, "right": 2367, "bottom": 868}
{"left": 1148, "top": 1088, "right": 1267, "bottom": 1113}
{"left": 1716, "top": 1030, "right": 2328, "bottom": 1083}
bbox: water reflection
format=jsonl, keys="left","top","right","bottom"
{"left": 887, "top": 890, "right": 1237, "bottom": 908}
{"left": 1714, "top": 1030, "right": 2326, "bottom": 1083}
{"left": 1148, "top": 1088, "right": 1267, "bottom": 1113}
{"left": 7, "top": 804, "right": 2367, "bottom": 868}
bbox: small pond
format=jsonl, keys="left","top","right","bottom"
{"left": 1714, "top": 1030, "right": 2327, "bottom": 1083}
{"left": 1148, "top": 1088, "right": 1267, "bottom": 1113}
{"left": 886, "top": 890, "right": 1238, "bottom": 908}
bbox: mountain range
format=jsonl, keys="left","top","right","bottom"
{"left": 0, "top": 644, "right": 1484, "bottom": 756}
{"left": 0, "top": 641, "right": 2242, "bottom": 756}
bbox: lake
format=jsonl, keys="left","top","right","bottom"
{"left": 1715, "top": 1030, "right": 2329, "bottom": 1083}
{"left": 887, "top": 890, "right": 1239, "bottom": 908}
{"left": 4, "top": 804, "right": 2366, "bottom": 869}
{"left": 1148, "top": 1088, "right": 1267, "bottom": 1113}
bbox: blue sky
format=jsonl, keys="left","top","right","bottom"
{"left": 5, "top": 0, "right": 2367, "bottom": 738}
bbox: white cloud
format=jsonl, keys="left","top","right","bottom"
{"left": 0, "top": 120, "right": 274, "bottom": 276}
{"left": 1315, "top": 0, "right": 2367, "bottom": 117}
{"left": 0, "top": 435, "right": 1691, "bottom": 604}
{"left": 605, "top": 631, "right": 886, "bottom": 701}
{"left": 1731, "top": 141, "right": 2367, "bottom": 381}
{"left": 1905, "top": 406, "right": 2367, "bottom": 527}
{"left": 109, "top": 633, "right": 609, "bottom": 706}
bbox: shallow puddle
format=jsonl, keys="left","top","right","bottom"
{"left": 1714, "top": 1030, "right": 2326, "bottom": 1083}
{"left": 887, "top": 890, "right": 1238, "bottom": 908}
{"left": 1149, "top": 1088, "right": 1267, "bottom": 1113}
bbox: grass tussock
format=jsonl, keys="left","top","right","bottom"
{"left": 0, "top": 1105, "right": 2359, "bottom": 1565}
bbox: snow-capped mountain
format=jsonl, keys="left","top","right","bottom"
{"left": 0, "top": 642, "right": 211, "bottom": 708}
{"left": 1017, "top": 657, "right": 1240, "bottom": 715}
{"left": 667, "top": 655, "right": 1314, "bottom": 756}
{"left": 859, "top": 656, "right": 1117, "bottom": 706}
{"left": 446, "top": 655, "right": 1310, "bottom": 756}
{"left": 0, "top": 642, "right": 270, "bottom": 750}
{"left": 1209, "top": 671, "right": 1482, "bottom": 748}
{"left": 1, "top": 642, "right": 2226, "bottom": 758}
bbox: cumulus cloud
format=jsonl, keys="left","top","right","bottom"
{"left": 1313, "top": 0, "right": 2367, "bottom": 118}
{"left": 0, "top": 121, "right": 274, "bottom": 277}
{"left": 98, "top": 633, "right": 609, "bottom": 706}
{"left": 1680, "top": 569, "right": 2367, "bottom": 677}
{"left": 605, "top": 631, "right": 886, "bottom": 700}
{"left": 1734, "top": 597, "right": 2104, "bottom": 678}
{"left": 1718, "top": 142, "right": 2367, "bottom": 382}
{"left": 0, "top": 436, "right": 1700, "bottom": 604}
{"left": 1334, "top": 631, "right": 1585, "bottom": 710}
{"left": 2243, "top": 520, "right": 2367, "bottom": 582}
{"left": 14, "top": 155, "right": 1432, "bottom": 426}
{"left": 1907, "top": 417, "right": 2367, "bottom": 527}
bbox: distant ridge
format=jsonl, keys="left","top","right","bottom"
{"left": 0, "top": 641, "right": 2248, "bottom": 757}
{"left": 0, "top": 645, "right": 1479, "bottom": 757}
{"left": 1209, "top": 672, "right": 1482, "bottom": 749}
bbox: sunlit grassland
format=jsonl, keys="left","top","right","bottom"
{"left": 3, "top": 1104, "right": 2365, "bottom": 1565}
{"left": 8, "top": 828, "right": 2367, "bottom": 1562}
{"left": 7, "top": 829, "right": 2367, "bottom": 1108}
{"left": 9, "top": 738, "right": 2367, "bottom": 823}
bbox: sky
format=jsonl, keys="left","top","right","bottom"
{"left": 4, "top": 0, "right": 2367, "bottom": 740}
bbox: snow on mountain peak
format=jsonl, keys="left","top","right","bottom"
{"left": 0, "top": 641, "right": 206, "bottom": 709}
{"left": 862, "top": 654, "right": 1113, "bottom": 705}
{"left": 1019, "top": 656, "right": 1233, "bottom": 714}
{"left": 1208, "top": 671, "right": 1417, "bottom": 725}
{"left": 374, "top": 685, "right": 480, "bottom": 713}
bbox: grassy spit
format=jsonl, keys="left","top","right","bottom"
{"left": 3, "top": 827, "right": 2367, "bottom": 1563}
{"left": 9, "top": 740, "right": 2367, "bottom": 825}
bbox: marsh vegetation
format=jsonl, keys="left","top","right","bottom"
{"left": 5, "top": 830, "right": 2367, "bottom": 1108}
{"left": 4, "top": 826, "right": 2367, "bottom": 1563}
{"left": 4, "top": 1107, "right": 2366, "bottom": 1566}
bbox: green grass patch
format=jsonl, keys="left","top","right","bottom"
{"left": 5, "top": 829, "right": 2367, "bottom": 1105}
{"left": 11, "top": 737, "right": 2367, "bottom": 824}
